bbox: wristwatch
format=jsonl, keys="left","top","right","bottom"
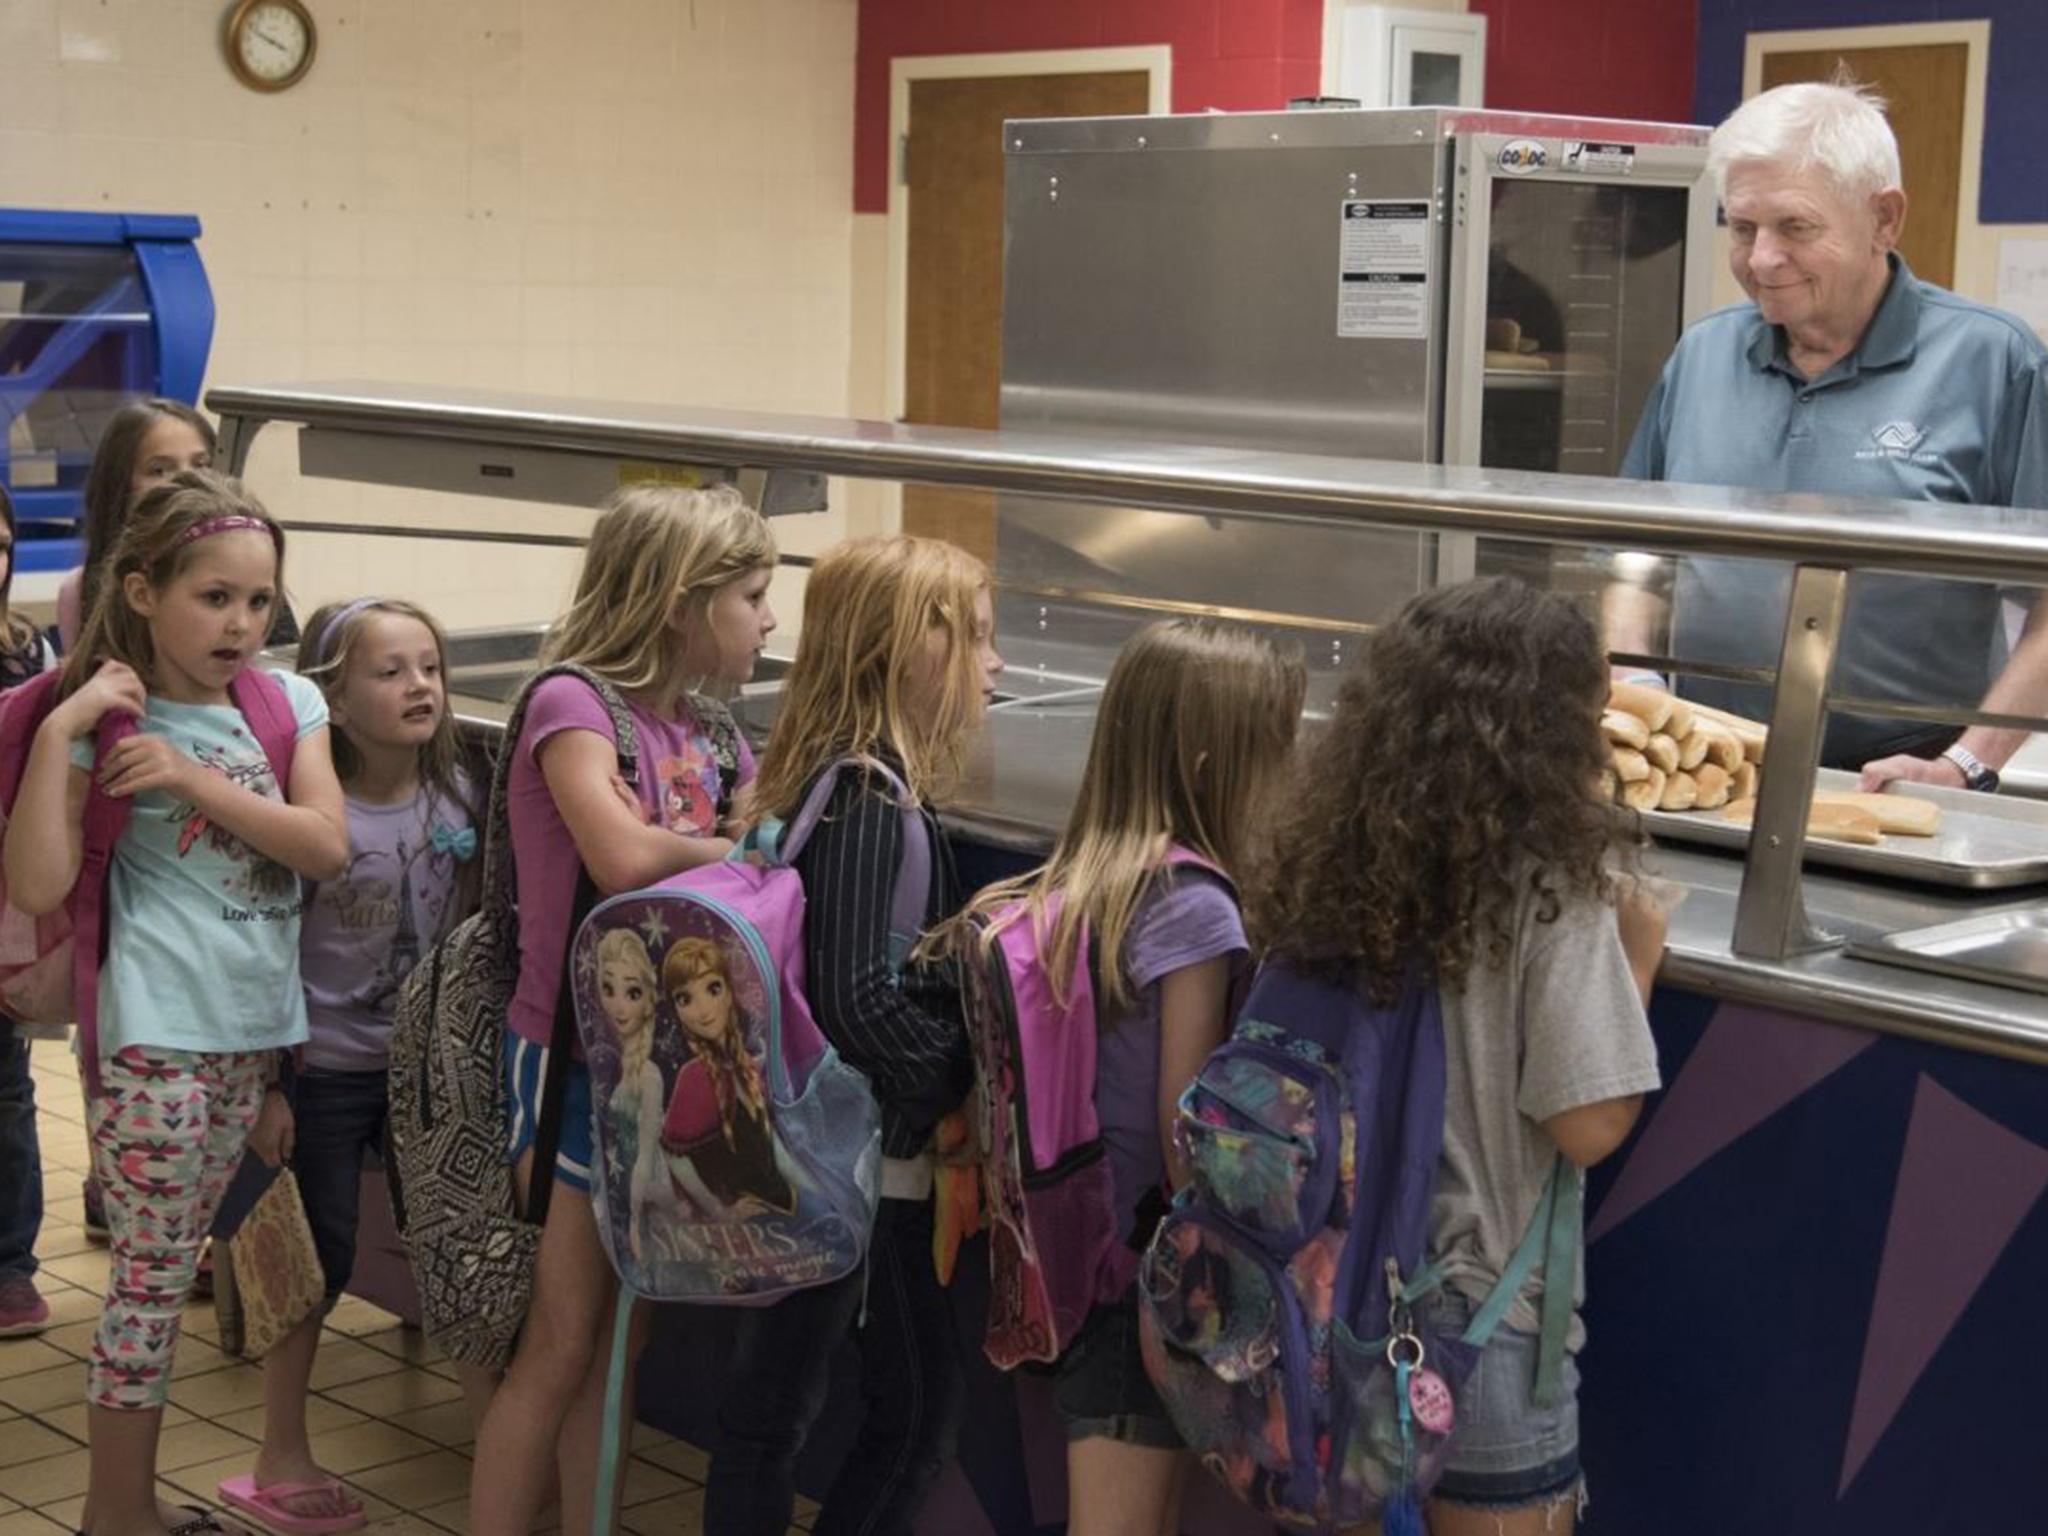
{"left": 1940, "top": 743, "right": 2001, "bottom": 793}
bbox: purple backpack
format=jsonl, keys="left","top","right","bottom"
{"left": 1138, "top": 961, "right": 1578, "bottom": 1533}
{"left": 965, "top": 847, "right": 1229, "bottom": 1370}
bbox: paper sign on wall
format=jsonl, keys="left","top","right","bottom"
{"left": 1995, "top": 237, "right": 2048, "bottom": 343}
{"left": 1338, "top": 199, "right": 1430, "bottom": 339}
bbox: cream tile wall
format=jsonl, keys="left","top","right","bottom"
{"left": 0, "top": 0, "right": 859, "bottom": 631}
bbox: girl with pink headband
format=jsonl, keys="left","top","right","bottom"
{"left": 4, "top": 468, "right": 347, "bottom": 1536}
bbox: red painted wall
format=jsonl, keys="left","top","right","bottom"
{"left": 854, "top": 0, "right": 1325, "bottom": 213}
{"left": 1469, "top": 0, "right": 1697, "bottom": 124}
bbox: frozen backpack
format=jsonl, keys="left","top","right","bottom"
{"left": 579, "top": 756, "right": 928, "bottom": 1528}
{"left": 0, "top": 667, "right": 296, "bottom": 1094}
{"left": 964, "top": 847, "right": 1231, "bottom": 1370}
{"left": 1138, "top": 961, "right": 1578, "bottom": 1534}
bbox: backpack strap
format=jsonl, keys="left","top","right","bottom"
{"left": 491, "top": 665, "right": 641, "bottom": 1229}
{"left": 229, "top": 667, "right": 299, "bottom": 793}
{"left": 750, "top": 755, "right": 931, "bottom": 973}
{"left": 689, "top": 693, "right": 744, "bottom": 822}
{"left": 70, "top": 697, "right": 139, "bottom": 1100}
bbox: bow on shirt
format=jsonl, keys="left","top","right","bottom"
{"left": 431, "top": 822, "right": 477, "bottom": 860}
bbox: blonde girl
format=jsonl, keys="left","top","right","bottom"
{"left": 706, "top": 535, "right": 1002, "bottom": 1536}
{"left": 949, "top": 619, "right": 1305, "bottom": 1536}
{"left": 472, "top": 484, "right": 777, "bottom": 1536}
{"left": 4, "top": 470, "right": 347, "bottom": 1536}
{"left": 223, "top": 598, "right": 484, "bottom": 1536}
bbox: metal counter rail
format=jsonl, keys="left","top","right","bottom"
{"left": 208, "top": 381, "right": 2048, "bottom": 968}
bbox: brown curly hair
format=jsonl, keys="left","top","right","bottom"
{"left": 1248, "top": 577, "right": 1629, "bottom": 1000}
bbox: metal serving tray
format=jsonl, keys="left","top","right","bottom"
{"left": 1848, "top": 912, "right": 2048, "bottom": 997}
{"left": 1637, "top": 768, "right": 2048, "bottom": 890}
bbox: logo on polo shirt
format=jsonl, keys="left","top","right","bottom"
{"left": 1858, "top": 419, "right": 1939, "bottom": 465}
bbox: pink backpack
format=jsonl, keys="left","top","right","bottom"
{"left": 963, "top": 847, "right": 1233, "bottom": 1370}
{"left": 0, "top": 667, "right": 297, "bottom": 1094}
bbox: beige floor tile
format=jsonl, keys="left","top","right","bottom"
{"left": 619, "top": 1488, "right": 704, "bottom": 1536}
{"left": 0, "top": 1446, "right": 91, "bottom": 1505}
{"left": 168, "top": 1363, "right": 270, "bottom": 1419}
{"left": 0, "top": 1341, "right": 73, "bottom": 1382}
{"left": 349, "top": 1449, "right": 473, "bottom": 1511}
{"left": 0, "top": 1509, "right": 67, "bottom": 1534}
{"left": 0, "top": 1418, "right": 78, "bottom": 1469}
{"left": 306, "top": 1339, "right": 405, "bottom": 1393}
{"left": 29, "top": 1255, "right": 105, "bottom": 1294}
{"left": 304, "top": 1419, "right": 436, "bottom": 1476}
{"left": 33, "top": 1400, "right": 191, "bottom": 1440}
{"left": 30, "top": 1287, "right": 101, "bottom": 1329}
{"left": 417, "top": 1495, "right": 467, "bottom": 1532}
{"left": 619, "top": 1460, "right": 688, "bottom": 1507}
{"left": 355, "top": 1328, "right": 441, "bottom": 1368}
{"left": 379, "top": 1401, "right": 475, "bottom": 1450}
{"left": 321, "top": 1369, "right": 462, "bottom": 1419}
{"left": 634, "top": 1435, "right": 708, "bottom": 1481}
{"left": 33, "top": 1321, "right": 97, "bottom": 1361}
{"left": 215, "top": 1392, "right": 366, "bottom": 1442}
{"left": 0, "top": 1364, "right": 85, "bottom": 1416}
{"left": 29, "top": 1228, "right": 97, "bottom": 1264}
{"left": 168, "top": 1339, "right": 233, "bottom": 1380}
{"left": 154, "top": 1418, "right": 259, "bottom": 1472}
{"left": 322, "top": 1298, "right": 403, "bottom": 1339}
{"left": 359, "top": 1517, "right": 453, "bottom": 1536}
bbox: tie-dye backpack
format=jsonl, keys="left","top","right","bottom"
{"left": 1138, "top": 961, "right": 1578, "bottom": 1534}
{"left": 964, "top": 847, "right": 1229, "bottom": 1370}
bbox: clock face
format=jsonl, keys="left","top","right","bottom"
{"left": 234, "top": 2, "right": 313, "bottom": 88}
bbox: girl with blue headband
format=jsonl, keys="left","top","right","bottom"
{"left": 220, "top": 595, "right": 483, "bottom": 1536}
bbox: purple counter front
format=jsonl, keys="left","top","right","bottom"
{"left": 631, "top": 981, "right": 2048, "bottom": 1535}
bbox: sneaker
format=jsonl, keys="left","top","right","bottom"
{"left": 0, "top": 1276, "right": 51, "bottom": 1337}
{"left": 82, "top": 1177, "right": 109, "bottom": 1243}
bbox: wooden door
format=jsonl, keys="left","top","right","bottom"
{"left": 1759, "top": 45, "right": 1966, "bottom": 290}
{"left": 902, "top": 69, "right": 1150, "bottom": 561}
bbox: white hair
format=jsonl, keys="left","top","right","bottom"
{"left": 1706, "top": 79, "right": 1902, "bottom": 203}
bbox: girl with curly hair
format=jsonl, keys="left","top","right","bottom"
{"left": 1248, "top": 577, "right": 1666, "bottom": 1536}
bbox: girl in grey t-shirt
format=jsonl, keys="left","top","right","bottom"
{"left": 1249, "top": 578, "right": 1664, "bottom": 1535}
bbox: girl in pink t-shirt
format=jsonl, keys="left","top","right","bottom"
{"left": 472, "top": 483, "right": 778, "bottom": 1536}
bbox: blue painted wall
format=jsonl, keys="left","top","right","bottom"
{"left": 1695, "top": 2, "right": 2048, "bottom": 225}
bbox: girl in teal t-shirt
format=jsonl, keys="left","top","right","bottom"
{"left": 2, "top": 469, "right": 347, "bottom": 1536}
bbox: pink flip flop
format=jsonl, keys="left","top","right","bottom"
{"left": 215, "top": 1475, "right": 366, "bottom": 1536}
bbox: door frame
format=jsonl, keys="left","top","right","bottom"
{"left": 1740, "top": 20, "right": 1990, "bottom": 294}
{"left": 884, "top": 45, "right": 1172, "bottom": 435}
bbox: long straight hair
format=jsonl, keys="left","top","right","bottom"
{"left": 0, "top": 485, "right": 37, "bottom": 658}
{"left": 751, "top": 536, "right": 992, "bottom": 821}
{"left": 540, "top": 484, "right": 776, "bottom": 702}
{"left": 296, "top": 597, "right": 482, "bottom": 831}
{"left": 61, "top": 470, "right": 284, "bottom": 698}
{"left": 944, "top": 620, "right": 1304, "bottom": 1013}
{"left": 78, "top": 398, "right": 216, "bottom": 624}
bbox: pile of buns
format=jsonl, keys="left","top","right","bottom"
{"left": 1603, "top": 682, "right": 1766, "bottom": 812}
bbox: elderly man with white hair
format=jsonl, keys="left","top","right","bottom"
{"left": 1621, "top": 79, "right": 2048, "bottom": 789}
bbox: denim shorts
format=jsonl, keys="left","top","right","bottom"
{"left": 1429, "top": 1291, "right": 1583, "bottom": 1511}
{"left": 503, "top": 1037, "right": 593, "bottom": 1196}
{"left": 292, "top": 1068, "right": 388, "bottom": 1303}
{"left": 1051, "top": 1295, "right": 1182, "bottom": 1451}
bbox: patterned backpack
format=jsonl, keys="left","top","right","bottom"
{"left": 964, "top": 847, "right": 1230, "bottom": 1370}
{"left": 0, "top": 667, "right": 296, "bottom": 1093}
{"left": 1138, "top": 961, "right": 1578, "bottom": 1533}
{"left": 386, "top": 667, "right": 740, "bottom": 1370}
{"left": 579, "top": 758, "right": 927, "bottom": 1529}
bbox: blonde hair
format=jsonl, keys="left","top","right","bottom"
{"left": 597, "top": 928, "right": 660, "bottom": 1081}
{"left": 942, "top": 621, "right": 1304, "bottom": 1014}
{"left": 541, "top": 484, "right": 776, "bottom": 699}
{"left": 662, "top": 935, "right": 766, "bottom": 1121}
{"left": 62, "top": 469, "right": 284, "bottom": 698}
{"left": 297, "top": 598, "right": 477, "bottom": 826}
{"left": 752, "top": 536, "right": 991, "bottom": 820}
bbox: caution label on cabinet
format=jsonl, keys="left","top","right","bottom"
{"left": 1563, "top": 140, "right": 1636, "bottom": 175}
{"left": 1337, "top": 199, "right": 1430, "bottom": 339}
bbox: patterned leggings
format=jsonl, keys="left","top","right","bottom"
{"left": 87, "top": 1046, "right": 270, "bottom": 1410}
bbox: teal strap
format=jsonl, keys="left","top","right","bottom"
{"left": 1532, "top": 1157, "right": 1581, "bottom": 1406}
{"left": 1458, "top": 1155, "right": 1564, "bottom": 1359}
{"left": 589, "top": 1287, "right": 637, "bottom": 1535}
{"left": 749, "top": 817, "right": 786, "bottom": 864}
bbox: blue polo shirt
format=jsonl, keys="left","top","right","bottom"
{"left": 1622, "top": 254, "right": 2048, "bottom": 765}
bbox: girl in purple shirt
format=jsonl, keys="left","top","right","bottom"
{"left": 223, "top": 597, "right": 481, "bottom": 1536}
{"left": 948, "top": 620, "right": 1304, "bottom": 1536}
{"left": 472, "top": 484, "right": 778, "bottom": 1536}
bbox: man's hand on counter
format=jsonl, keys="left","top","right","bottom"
{"left": 1859, "top": 752, "right": 1968, "bottom": 794}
